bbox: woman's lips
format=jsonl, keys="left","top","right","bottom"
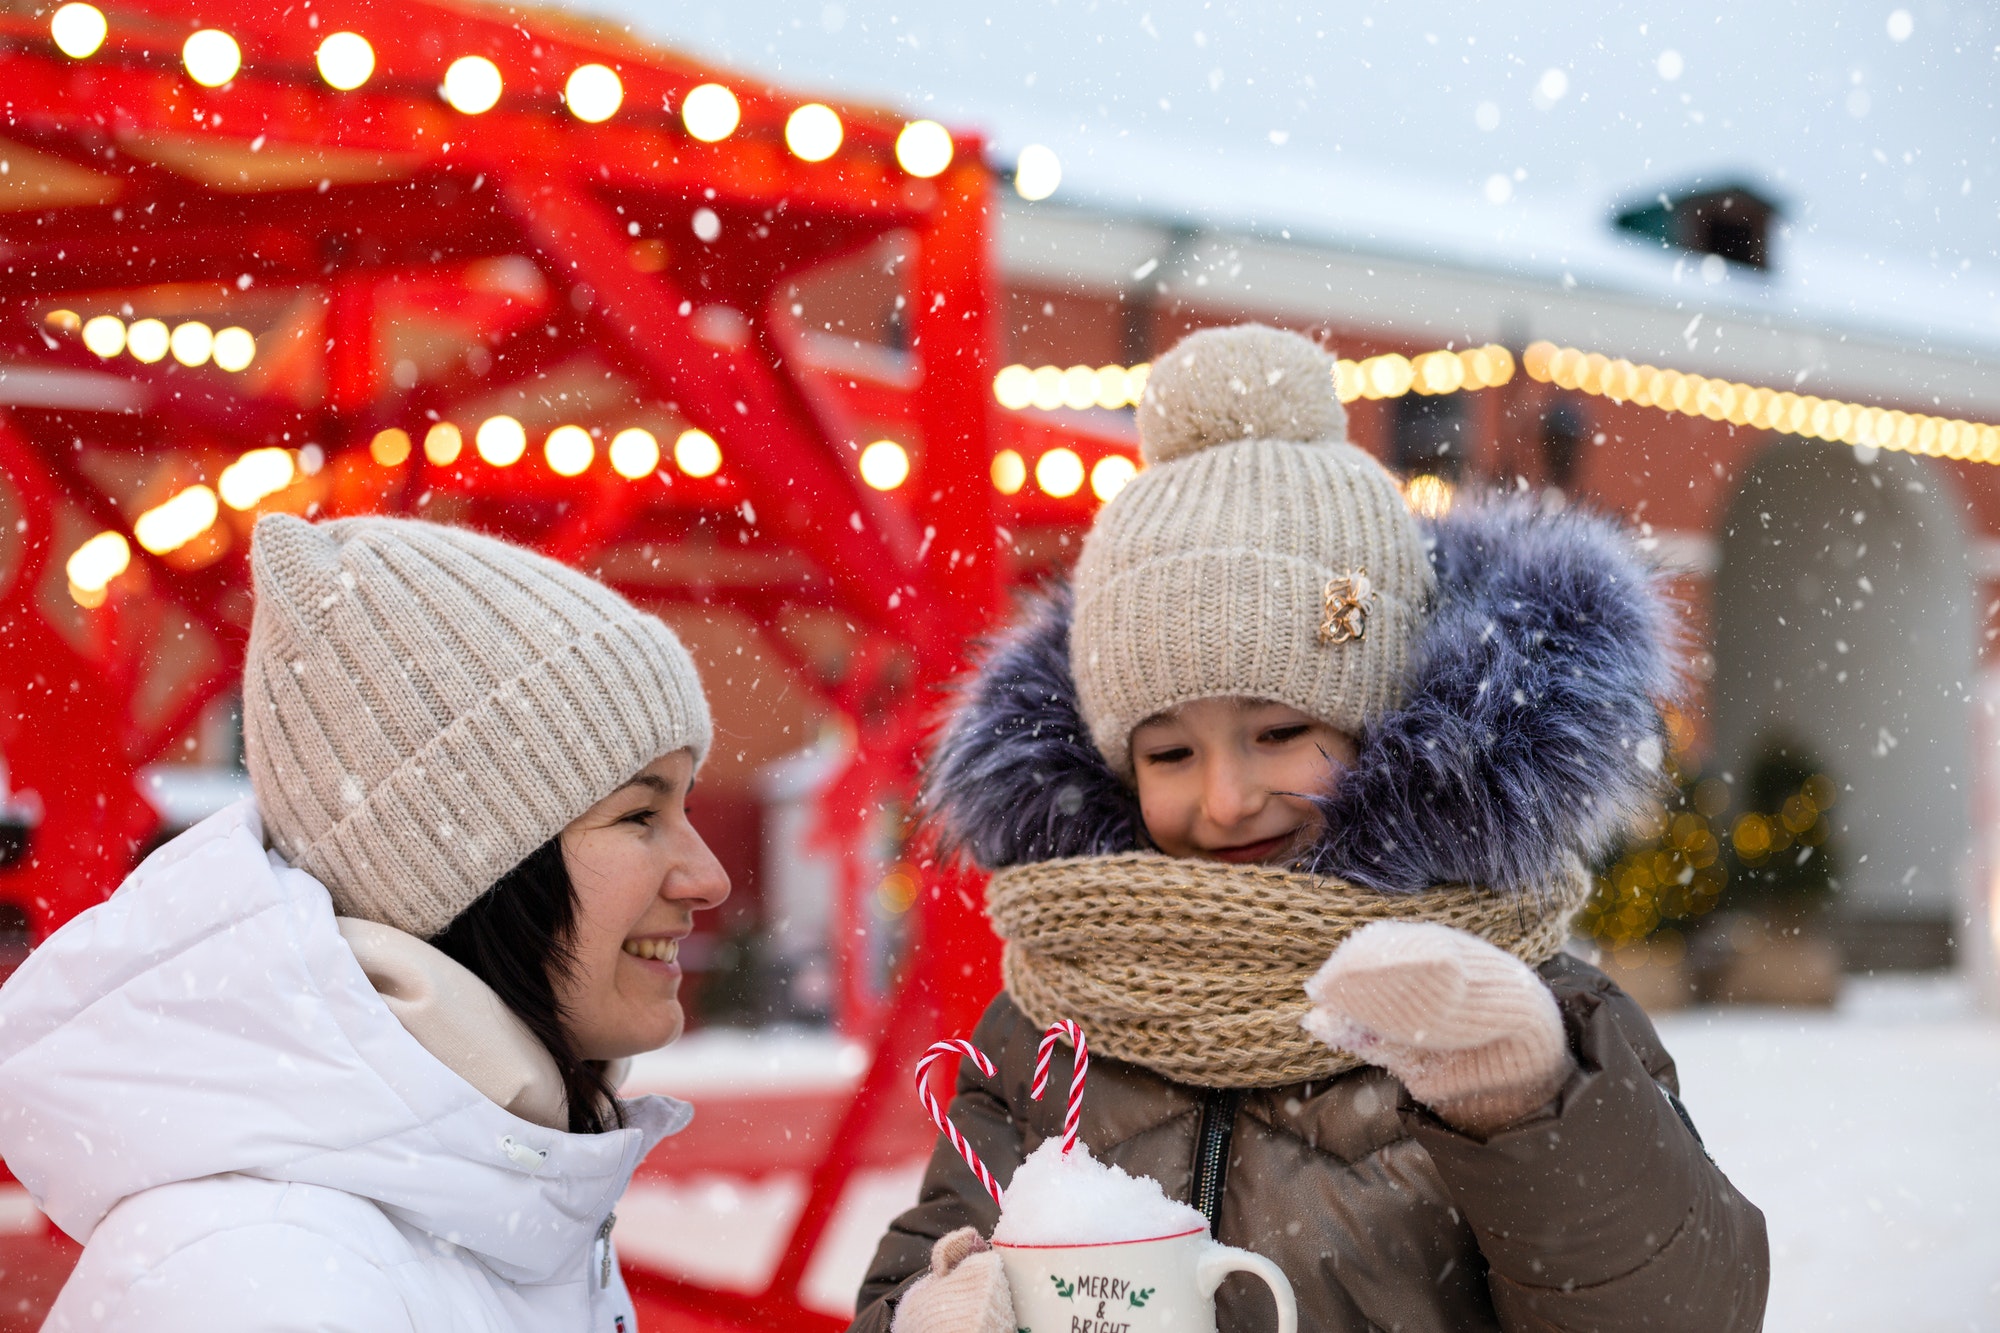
{"left": 621, "top": 936, "right": 681, "bottom": 968}
{"left": 1205, "top": 833, "right": 1294, "bottom": 864}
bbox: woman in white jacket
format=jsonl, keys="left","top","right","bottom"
{"left": 0, "top": 513, "right": 728, "bottom": 1332}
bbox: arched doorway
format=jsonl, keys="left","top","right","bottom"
{"left": 1711, "top": 436, "right": 1975, "bottom": 966}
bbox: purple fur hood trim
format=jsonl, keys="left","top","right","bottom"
{"left": 919, "top": 498, "right": 1682, "bottom": 894}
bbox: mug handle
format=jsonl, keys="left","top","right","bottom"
{"left": 1195, "top": 1243, "right": 1298, "bottom": 1333}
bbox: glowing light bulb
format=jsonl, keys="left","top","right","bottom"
{"left": 423, "top": 422, "right": 463, "bottom": 465}
{"left": 50, "top": 3, "right": 107, "bottom": 59}
{"left": 991, "top": 449, "right": 1026, "bottom": 495}
{"left": 1404, "top": 473, "right": 1454, "bottom": 520}
{"left": 993, "top": 365, "right": 1036, "bottom": 411}
{"left": 565, "top": 64, "right": 622, "bottom": 123}
{"left": 858, "top": 439, "right": 910, "bottom": 490}
{"left": 475, "top": 414, "right": 526, "bottom": 466}
{"left": 368, "top": 429, "right": 412, "bottom": 468}
{"left": 1059, "top": 365, "right": 1098, "bottom": 411}
{"left": 544, "top": 424, "right": 594, "bottom": 476}
{"left": 212, "top": 326, "right": 255, "bottom": 372}
{"left": 316, "top": 32, "right": 374, "bottom": 89}
{"left": 169, "top": 321, "right": 214, "bottom": 367}
{"left": 182, "top": 29, "right": 240, "bottom": 87}
{"left": 81, "top": 315, "right": 125, "bottom": 358}
{"left": 1522, "top": 342, "right": 1557, "bottom": 382}
{"left": 1014, "top": 144, "right": 1061, "bottom": 201}
{"left": 609, "top": 428, "right": 660, "bottom": 478}
{"left": 125, "top": 319, "right": 169, "bottom": 363}
{"left": 1367, "top": 354, "right": 1414, "bottom": 399}
{"left": 681, "top": 83, "right": 740, "bottom": 142}
{"left": 1035, "top": 447, "right": 1084, "bottom": 498}
{"left": 1334, "top": 360, "right": 1364, "bottom": 402}
{"left": 66, "top": 530, "right": 130, "bottom": 596}
{"left": 218, "top": 447, "right": 296, "bottom": 508}
{"left": 674, "top": 428, "right": 721, "bottom": 477}
{"left": 443, "top": 56, "right": 502, "bottom": 115}
{"left": 1090, "top": 454, "right": 1137, "bottom": 502}
{"left": 785, "top": 103, "right": 843, "bottom": 162}
{"left": 1029, "top": 365, "right": 1064, "bottom": 412}
{"left": 895, "top": 120, "right": 953, "bottom": 178}
{"left": 133, "top": 485, "right": 219, "bottom": 555}
{"left": 1094, "top": 365, "right": 1131, "bottom": 409}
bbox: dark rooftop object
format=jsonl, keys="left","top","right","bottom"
{"left": 1616, "top": 183, "right": 1780, "bottom": 271}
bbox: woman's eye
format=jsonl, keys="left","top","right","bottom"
{"left": 620, "top": 808, "right": 657, "bottom": 827}
{"left": 1261, "top": 725, "right": 1310, "bottom": 744}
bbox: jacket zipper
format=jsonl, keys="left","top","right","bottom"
{"left": 596, "top": 1212, "right": 617, "bottom": 1288}
{"left": 1190, "top": 1089, "right": 1242, "bottom": 1233}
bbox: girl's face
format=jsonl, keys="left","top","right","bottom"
{"left": 555, "top": 750, "right": 730, "bottom": 1061}
{"left": 1129, "top": 697, "right": 1357, "bottom": 865}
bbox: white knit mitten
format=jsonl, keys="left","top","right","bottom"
{"left": 890, "top": 1227, "right": 1017, "bottom": 1333}
{"left": 1302, "top": 922, "right": 1574, "bottom": 1136}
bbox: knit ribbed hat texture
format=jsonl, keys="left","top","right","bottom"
{"left": 242, "top": 514, "right": 711, "bottom": 938}
{"left": 1071, "top": 324, "right": 1435, "bottom": 773}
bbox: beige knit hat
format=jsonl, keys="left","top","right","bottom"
{"left": 241, "top": 514, "right": 711, "bottom": 938}
{"left": 1071, "top": 324, "right": 1435, "bottom": 774}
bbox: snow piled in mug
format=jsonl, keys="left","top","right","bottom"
{"left": 992, "top": 1139, "right": 1207, "bottom": 1246}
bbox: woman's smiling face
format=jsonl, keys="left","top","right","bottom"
{"left": 554, "top": 749, "right": 730, "bottom": 1061}
{"left": 1129, "top": 697, "right": 1357, "bottom": 865}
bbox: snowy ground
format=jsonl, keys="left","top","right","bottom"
{"left": 1655, "top": 975, "right": 2000, "bottom": 1332}
{"left": 619, "top": 977, "right": 2000, "bottom": 1327}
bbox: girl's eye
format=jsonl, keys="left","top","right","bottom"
{"left": 1142, "top": 746, "right": 1193, "bottom": 765}
{"left": 1261, "top": 725, "right": 1310, "bottom": 744}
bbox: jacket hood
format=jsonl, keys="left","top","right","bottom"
{"left": 0, "top": 800, "right": 689, "bottom": 1281}
{"left": 922, "top": 498, "right": 1679, "bottom": 894}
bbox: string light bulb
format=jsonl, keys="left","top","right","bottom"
{"left": 442, "top": 56, "right": 502, "bottom": 114}
{"left": 49, "top": 3, "right": 107, "bottom": 59}
{"left": 564, "top": 64, "right": 622, "bottom": 123}
{"left": 681, "top": 83, "right": 740, "bottom": 142}
{"left": 1014, "top": 145, "right": 1061, "bottom": 201}
{"left": 543, "top": 425, "right": 594, "bottom": 476}
{"left": 1035, "top": 447, "right": 1084, "bottom": 498}
{"left": 859, "top": 439, "right": 910, "bottom": 490}
{"left": 212, "top": 326, "right": 256, "bottom": 372}
{"left": 81, "top": 315, "right": 125, "bottom": 358}
{"left": 785, "top": 103, "right": 843, "bottom": 162}
{"left": 1090, "top": 455, "right": 1137, "bottom": 502}
{"left": 991, "top": 449, "right": 1026, "bottom": 495}
{"left": 609, "top": 428, "right": 660, "bottom": 478}
{"left": 182, "top": 28, "right": 240, "bottom": 87}
{"left": 475, "top": 414, "right": 526, "bottom": 466}
{"left": 66, "top": 530, "right": 130, "bottom": 604}
{"left": 315, "top": 32, "right": 374, "bottom": 90}
{"left": 423, "top": 422, "right": 463, "bottom": 465}
{"left": 674, "top": 428, "right": 721, "bottom": 477}
{"left": 218, "top": 447, "right": 296, "bottom": 508}
{"left": 125, "top": 319, "right": 169, "bottom": 363}
{"left": 133, "top": 485, "right": 219, "bottom": 555}
{"left": 169, "top": 321, "right": 214, "bottom": 367}
{"left": 895, "top": 120, "right": 953, "bottom": 178}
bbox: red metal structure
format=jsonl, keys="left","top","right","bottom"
{"left": 0, "top": 1, "right": 1138, "bottom": 1325}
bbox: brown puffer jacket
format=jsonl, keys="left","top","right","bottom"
{"left": 850, "top": 953, "right": 1767, "bottom": 1332}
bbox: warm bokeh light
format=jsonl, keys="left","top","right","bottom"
{"left": 674, "top": 428, "right": 721, "bottom": 477}
{"left": 609, "top": 427, "right": 660, "bottom": 478}
{"left": 1403, "top": 473, "right": 1454, "bottom": 519}
{"left": 992, "top": 365, "right": 1035, "bottom": 411}
{"left": 81, "top": 315, "right": 124, "bottom": 358}
{"left": 218, "top": 447, "right": 296, "bottom": 508}
{"left": 895, "top": 120, "right": 953, "bottom": 178}
{"left": 443, "top": 56, "right": 503, "bottom": 115}
{"left": 367, "top": 429, "right": 412, "bottom": 469}
{"left": 65, "top": 530, "right": 130, "bottom": 598}
{"left": 182, "top": 29, "right": 241, "bottom": 87}
{"left": 423, "top": 422, "right": 463, "bottom": 465}
{"left": 44, "top": 309, "right": 82, "bottom": 333}
{"left": 544, "top": 424, "right": 594, "bottom": 476}
{"left": 565, "top": 64, "right": 622, "bottom": 123}
{"left": 211, "top": 326, "right": 256, "bottom": 372}
{"left": 1029, "top": 365, "right": 1064, "bottom": 411}
{"left": 315, "top": 32, "right": 374, "bottom": 90}
{"left": 1059, "top": 365, "right": 1098, "bottom": 411}
{"left": 858, "top": 439, "right": 911, "bottom": 490}
{"left": 49, "top": 3, "right": 107, "bottom": 59}
{"left": 133, "top": 485, "right": 219, "bottom": 555}
{"left": 785, "top": 103, "right": 843, "bottom": 162}
{"left": 1090, "top": 454, "right": 1138, "bottom": 502}
{"left": 681, "top": 83, "right": 740, "bottom": 142}
{"left": 125, "top": 319, "right": 169, "bottom": 363}
{"left": 168, "top": 321, "right": 214, "bottom": 368}
{"left": 1035, "top": 447, "right": 1085, "bottom": 498}
{"left": 991, "top": 449, "right": 1026, "bottom": 494}
{"left": 995, "top": 362, "right": 1151, "bottom": 412}
{"left": 1014, "top": 144, "right": 1061, "bottom": 201}
{"left": 475, "top": 414, "right": 526, "bottom": 466}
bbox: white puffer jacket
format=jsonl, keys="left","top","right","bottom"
{"left": 0, "top": 801, "right": 690, "bottom": 1331}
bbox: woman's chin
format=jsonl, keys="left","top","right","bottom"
{"left": 584, "top": 1000, "right": 685, "bottom": 1061}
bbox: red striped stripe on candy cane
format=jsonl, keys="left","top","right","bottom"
{"left": 1031, "top": 1021, "right": 1089, "bottom": 1156}
{"left": 915, "top": 1039, "right": 1004, "bottom": 1205}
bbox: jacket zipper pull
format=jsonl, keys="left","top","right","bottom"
{"left": 597, "top": 1212, "right": 617, "bottom": 1289}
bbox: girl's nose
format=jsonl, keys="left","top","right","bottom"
{"left": 1200, "top": 755, "right": 1263, "bottom": 829}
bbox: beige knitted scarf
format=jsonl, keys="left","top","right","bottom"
{"left": 987, "top": 852, "right": 1591, "bottom": 1089}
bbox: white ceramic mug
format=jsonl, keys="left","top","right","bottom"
{"left": 995, "top": 1227, "right": 1298, "bottom": 1333}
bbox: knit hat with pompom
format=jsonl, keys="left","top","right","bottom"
{"left": 1070, "top": 324, "right": 1435, "bottom": 775}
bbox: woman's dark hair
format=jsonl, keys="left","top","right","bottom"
{"left": 429, "top": 838, "right": 622, "bottom": 1135}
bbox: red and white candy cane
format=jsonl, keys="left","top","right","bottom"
{"left": 1031, "top": 1020, "right": 1090, "bottom": 1156}
{"left": 915, "top": 1039, "right": 1004, "bottom": 1205}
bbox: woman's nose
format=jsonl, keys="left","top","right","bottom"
{"left": 670, "top": 833, "right": 732, "bottom": 910}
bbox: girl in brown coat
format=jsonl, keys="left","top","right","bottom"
{"left": 851, "top": 326, "right": 1768, "bottom": 1333}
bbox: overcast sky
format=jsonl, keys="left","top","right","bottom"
{"left": 569, "top": 0, "right": 1995, "bottom": 276}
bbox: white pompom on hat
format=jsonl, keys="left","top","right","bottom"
{"left": 242, "top": 514, "right": 711, "bottom": 938}
{"left": 1070, "top": 324, "right": 1435, "bottom": 775}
